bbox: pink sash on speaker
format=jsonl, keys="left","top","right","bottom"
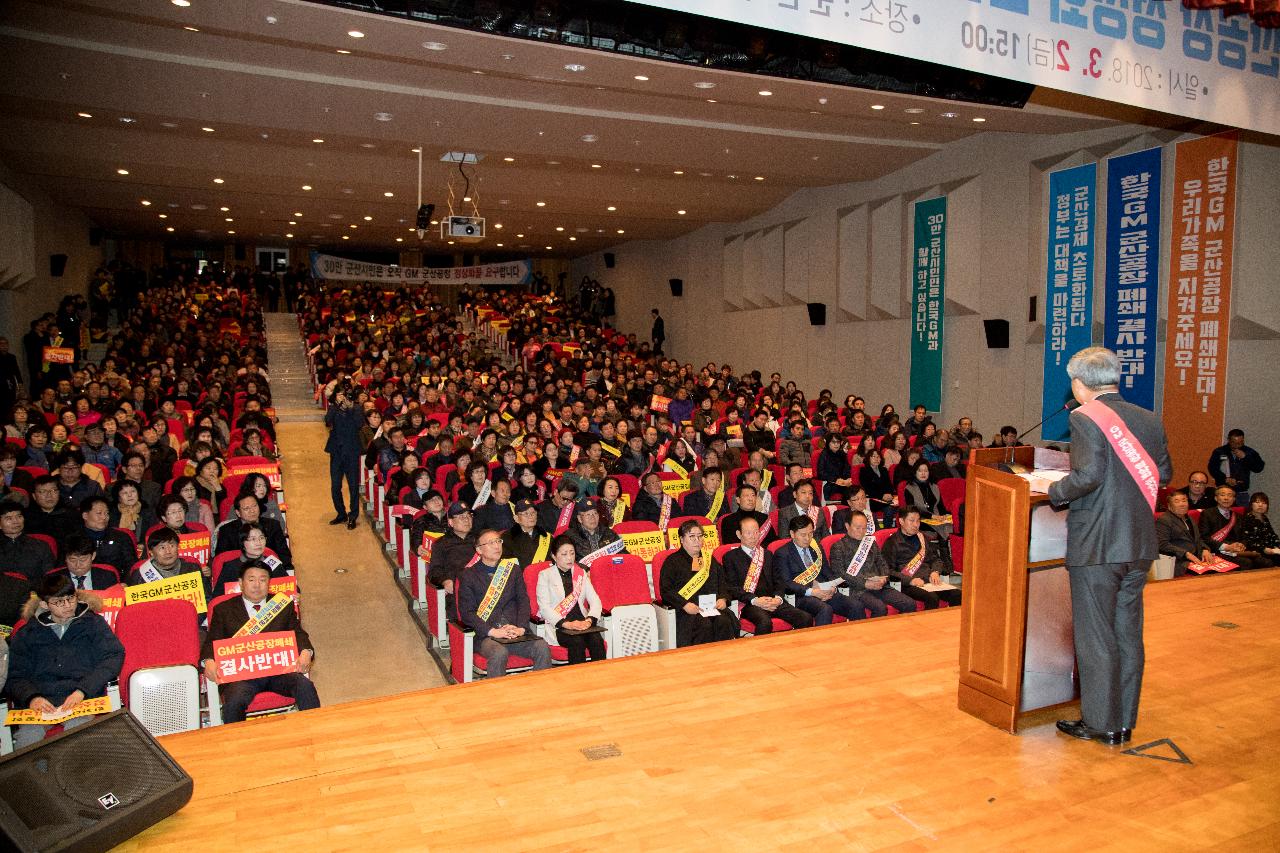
{"left": 1077, "top": 400, "right": 1159, "bottom": 513}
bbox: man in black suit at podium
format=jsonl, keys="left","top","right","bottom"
{"left": 1048, "top": 347, "right": 1172, "bottom": 747}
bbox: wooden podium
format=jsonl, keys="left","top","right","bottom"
{"left": 957, "top": 446, "right": 1078, "bottom": 732}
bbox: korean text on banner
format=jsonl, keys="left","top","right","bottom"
{"left": 5, "top": 696, "right": 113, "bottom": 726}
{"left": 1042, "top": 163, "right": 1097, "bottom": 442}
{"left": 620, "top": 530, "right": 667, "bottom": 563}
{"left": 310, "top": 251, "right": 531, "bottom": 286}
{"left": 1162, "top": 133, "right": 1238, "bottom": 479}
{"left": 124, "top": 573, "right": 208, "bottom": 614}
{"left": 622, "top": 2, "right": 1280, "bottom": 136}
{"left": 910, "top": 197, "right": 947, "bottom": 413}
{"left": 212, "top": 631, "right": 299, "bottom": 684}
{"left": 1104, "top": 148, "right": 1162, "bottom": 410}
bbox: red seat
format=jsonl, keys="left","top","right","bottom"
{"left": 938, "top": 478, "right": 966, "bottom": 515}
{"left": 591, "top": 553, "right": 650, "bottom": 611}
{"left": 612, "top": 520, "right": 658, "bottom": 535}
{"left": 819, "top": 533, "right": 844, "bottom": 560}
{"left": 114, "top": 598, "right": 199, "bottom": 706}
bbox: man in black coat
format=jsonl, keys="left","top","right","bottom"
{"left": 214, "top": 492, "right": 291, "bottom": 563}
{"left": 1, "top": 499, "right": 55, "bottom": 584}
{"left": 1048, "top": 347, "right": 1172, "bottom": 747}
{"left": 79, "top": 496, "right": 135, "bottom": 577}
{"left": 1155, "top": 492, "right": 1212, "bottom": 577}
{"left": 201, "top": 560, "right": 319, "bottom": 723}
{"left": 719, "top": 516, "right": 811, "bottom": 635}
{"left": 324, "top": 384, "right": 363, "bottom": 528}
{"left": 0, "top": 336, "right": 21, "bottom": 415}
{"left": 650, "top": 308, "right": 665, "bottom": 355}
{"left": 53, "top": 532, "right": 121, "bottom": 590}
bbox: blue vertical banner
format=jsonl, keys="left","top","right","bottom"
{"left": 1103, "top": 148, "right": 1162, "bottom": 410}
{"left": 1042, "top": 163, "right": 1097, "bottom": 441}
{"left": 909, "top": 197, "right": 947, "bottom": 413}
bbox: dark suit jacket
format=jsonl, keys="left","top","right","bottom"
{"left": 214, "top": 516, "right": 291, "bottom": 562}
{"left": 1198, "top": 507, "right": 1242, "bottom": 554}
{"left": 51, "top": 566, "right": 120, "bottom": 591}
{"left": 200, "top": 595, "right": 313, "bottom": 663}
{"left": 1155, "top": 512, "right": 1207, "bottom": 573}
{"left": 1047, "top": 393, "right": 1172, "bottom": 566}
{"left": 323, "top": 401, "right": 362, "bottom": 457}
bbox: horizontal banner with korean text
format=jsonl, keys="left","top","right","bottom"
{"left": 310, "top": 252, "right": 531, "bottom": 286}
{"left": 626, "top": 1, "right": 1280, "bottom": 135}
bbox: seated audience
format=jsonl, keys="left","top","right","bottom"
{"left": 214, "top": 492, "right": 290, "bottom": 562}
{"left": 903, "top": 461, "right": 952, "bottom": 538}
{"left": 774, "top": 514, "right": 865, "bottom": 625}
{"left": 1238, "top": 492, "right": 1279, "bottom": 569}
{"left": 658, "top": 519, "right": 736, "bottom": 647}
{"left": 427, "top": 503, "right": 478, "bottom": 618}
{"left": 682, "top": 466, "right": 730, "bottom": 521}
{"left": 1198, "top": 485, "right": 1262, "bottom": 570}
{"left": 1, "top": 498, "right": 56, "bottom": 584}
{"left": 1156, "top": 492, "right": 1215, "bottom": 577}
{"left": 567, "top": 497, "right": 624, "bottom": 564}
{"left": 54, "top": 532, "right": 120, "bottom": 590}
{"left": 828, "top": 512, "right": 915, "bottom": 617}
{"left": 881, "top": 506, "right": 961, "bottom": 609}
{"left": 108, "top": 479, "right": 156, "bottom": 545}
{"left": 78, "top": 495, "right": 135, "bottom": 576}
{"left": 777, "top": 479, "right": 829, "bottom": 540}
{"left": 1175, "top": 471, "right": 1215, "bottom": 511}
{"left": 720, "top": 516, "right": 812, "bottom": 634}
{"left": 128, "top": 527, "right": 208, "bottom": 590}
{"left": 720, "top": 484, "right": 773, "bottom": 546}
{"left": 457, "top": 529, "right": 552, "bottom": 677}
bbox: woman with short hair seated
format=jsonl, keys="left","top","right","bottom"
{"left": 535, "top": 535, "right": 606, "bottom": 665}
{"left": 5, "top": 573, "right": 124, "bottom": 749}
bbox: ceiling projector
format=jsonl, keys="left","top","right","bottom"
{"left": 442, "top": 215, "right": 485, "bottom": 242}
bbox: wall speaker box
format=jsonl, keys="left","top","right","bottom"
{"left": 50, "top": 254, "right": 68, "bottom": 278}
{"left": 88, "top": 228, "right": 103, "bottom": 247}
{"left": 603, "top": 253, "right": 616, "bottom": 269}
{"left": 1028, "top": 295, "right": 1037, "bottom": 323}
{"left": 668, "top": 278, "right": 683, "bottom": 297}
{"left": 983, "top": 318, "right": 1010, "bottom": 349}
{"left": 806, "top": 302, "right": 826, "bottom": 326}
{"left": 0, "top": 710, "right": 193, "bottom": 853}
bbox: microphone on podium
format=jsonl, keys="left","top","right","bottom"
{"left": 1017, "top": 400, "right": 1080, "bottom": 444}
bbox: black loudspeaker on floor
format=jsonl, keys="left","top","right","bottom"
{"left": 0, "top": 710, "right": 193, "bottom": 852}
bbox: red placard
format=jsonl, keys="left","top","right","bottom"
{"left": 222, "top": 576, "right": 298, "bottom": 603}
{"left": 97, "top": 583, "right": 126, "bottom": 632}
{"left": 212, "top": 630, "right": 298, "bottom": 683}
{"left": 43, "top": 346, "right": 75, "bottom": 364}
{"left": 177, "top": 531, "right": 211, "bottom": 567}
{"left": 650, "top": 394, "right": 671, "bottom": 413}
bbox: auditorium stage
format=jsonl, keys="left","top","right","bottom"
{"left": 119, "top": 572, "right": 1280, "bottom": 851}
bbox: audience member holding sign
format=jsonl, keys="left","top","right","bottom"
{"left": 201, "top": 560, "right": 319, "bottom": 724}
{"left": 1199, "top": 486, "right": 1260, "bottom": 570}
{"left": 659, "top": 519, "right": 737, "bottom": 647}
{"left": 5, "top": 573, "right": 124, "bottom": 749}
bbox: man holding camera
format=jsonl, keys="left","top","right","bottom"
{"left": 325, "top": 379, "right": 363, "bottom": 529}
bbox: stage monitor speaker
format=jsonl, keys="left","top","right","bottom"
{"left": 807, "top": 302, "right": 826, "bottom": 326}
{"left": 668, "top": 278, "right": 683, "bottom": 297}
{"left": 984, "top": 318, "right": 1010, "bottom": 349}
{"left": 603, "top": 253, "right": 616, "bottom": 269}
{"left": 50, "top": 254, "right": 68, "bottom": 278}
{"left": 88, "top": 228, "right": 103, "bottom": 247}
{"left": 0, "top": 710, "right": 193, "bottom": 853}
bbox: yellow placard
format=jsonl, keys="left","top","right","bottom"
{"left": 664, "top": 523, "right": 720, "bottom": 559}
{"left": 660, "top": 478, "right": 689, "bottom": 497}
{"left": 5, "top": 695, "right": 112, "bottom": 726}
{"left": 921, "top": 514, "right": 953, "bottom": 526}
{"left": 619, "top": 530, "right": 667, "bottom": 563}
{"left": 124, "top": 573, "right": 208, "bottom": 614}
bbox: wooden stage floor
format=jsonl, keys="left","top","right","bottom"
{"left": 120, "top": 571, "right": 1280, "bottom": 852}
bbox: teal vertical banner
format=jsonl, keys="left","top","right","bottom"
{"left": 1042, "top": 163, "right": 1097, "bottom": 442}
{"left": 910, "top": 197, "right": 947, "bottom": 413}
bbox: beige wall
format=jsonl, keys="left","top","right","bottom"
{"left": 573, "top": 125, "right": 1280, "bottom": 493}
{"left": 0, "top": 159, "right": 101, "bottom": 352}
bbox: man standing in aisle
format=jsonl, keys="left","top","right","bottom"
{"left": 324, "top": 382, "right": 362, "bottom": 529}
{"left": 651, "top": 308, "right": 665, "bottom": 356}
{"left": 1049, "top": 347, "right": 1171, "bottom": 747}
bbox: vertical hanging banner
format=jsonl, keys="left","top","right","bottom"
{"left": 1042, "top": 163, "right": 1097, "bottom": 442}
{"left": 1104, "top": 148, "right": 1163, "bottom": 410}
{"left": 1162, "top": 133, "right": 1238, "bottom": 478}
{"left": 910, "top": 197, "right": 947, "bottom": 413}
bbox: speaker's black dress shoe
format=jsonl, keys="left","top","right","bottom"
{"left": 346, "top": 514, "right": 358, "bottom": 529}
{"left": 1056, "top": 719, "right": 1125, "bottom": 745}
{"left": 329, "top": 514, "right": 347, "bottom": 525}
{"left": 1118, "top": 728, "right": 1133, "bottom": 744}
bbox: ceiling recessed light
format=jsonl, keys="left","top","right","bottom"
{"left": 617, "top": 229, "right": 625, "bottom": 234}
{"left": 76, "top": 111, "right": 92, "bottom": 118}
{"left": 383, "top": 191, "right": 394, "bottom": 197}
{"left": 634, "top": 75, "right": 649, "bottom": 81}
{"left": 536, "top": 201, "right": 546, "bottom": 207}
{"left": 201, "top": 126, "right": 215, "bottom": 132}
{"left": 754, "top": 176, "right": 765, "bottom": 181}
{"left": 422, "top": 41, "right": 448, "bottom": 51}
{"left": 545, "top": 246, "right": 553, "bottom": 250}
{"left": 301, "top": 185, "right": 312, "bottom": 191}
{"left": 312, "top": 138, "right": 324, "bottom": 143}
{"left": 410, "top": 147, "right": 421, "bottom": 153}
{"left": 496, "top": 242, "right": 504, "bottom": 247}
{"left": 706, "top": 99, "right": 717, "bottom": 103}
{"left": 335, "top": 49, "right": 351, "bottom": 54}
{"left": 758, "top": 90, "right": 773, "bottom": 97}
{"left": 116, "top": 168, "right": 129, "bottom": 175}
{"left": 516, "top": 233, "right": 524, "bottom": 238}
{"left": 607, "top": 206, "right": 616, "bottom": 211}
{"left": 225, "top": 217, "right": 233, "bottom": 222}
{"left": 166, "top": 226, "right": 175, "bottom": 232}
{"left": 286, "top": 233, "right": 293, "bottom": 238}
{"left": 871, "top": 104, "right": 885, "bottom": 110}
{"left": 591, "top": 164, "right": 602, "bottom": 169}
{"left": 502, "top": 157, "right": 514, "bottom": 163}
{"left": 288, "top": 220, "right": 296, "bottom": 225}
{"left": 941, "top": 112, "right": 959, "bottom": 118}
{"left": 184, "top": 25, "right": 199, "bottom": 32}
{"left": 472, "top": 70, "right": 485, "bottom": 75}
{"left": 227, "top": 230, "right": 236, "bottom": 235}
{"left": 140, "top": 200, "right": 151, "bottom": 206}
{"left": 580, "top": 134, "right": 598, "bottom": 143}
{"left": 973, "top": 116, "right": 987, "bottom": 122}
{"left": 171, "top": 0, "right": 191, "bottom": 6}
{"left": 904, "top": 107, "right": 925, "bottom": 114}
{"left": 910, "top": 121, "right": 921, "bottom": 125}
{"left": 555, "top": 226, "right": 565, "bottom": 232}
{"left": 293, "top": 212, "right": 303, "bottom": 217}
{"left": 395, "top": 237, "right": 403, "bottom": 242}
{"left": 494, "top": 223, "right": 503, "bottom": 229}
{"left": 220, "top": 206, "right": 230, "bottom": 212}
{"left": 430, "top": 220, "right": 439, "bottom": 225}
{"left": 363, "top": 215, "right": 372, "bottom": 221}
{"left": 343, "top": 235, "right": 350, "bottom": 239}
{"left": 673, "top": 170, "right": 684, "bottom": 175}
{"left": 563, "top": 63, "right": 586, "bottom": 72}
{"left": 569, "top": 237, "right": 576, "bottom": 241}
{"left": 694, "top": 81, "right": 716, "bottom": 89}
{"left": 677, "top": 210, "right": 687, "bottom": 215}
{"left": 347, "top": 30, "right": 364, "bottom": 38}
{"left": 374, "top": 112, "right": 393, "bottom": 122}
{"left": 158, "top": 214, "right": 167, "bottom": 219}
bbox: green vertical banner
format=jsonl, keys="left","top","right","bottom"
{"left": 910, "top": 196, "right": 947, "bottom": 413}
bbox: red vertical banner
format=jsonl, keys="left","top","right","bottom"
{"left": 1162, "top": 133, "right": 1238, "bottom": 479}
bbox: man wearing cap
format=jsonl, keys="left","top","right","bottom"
{"left": 80, "top": 422, "right": 122, "bottom": 479}
{"left": 568, "top": 497, "right": 625, "bottom": 566}
{"left": 502, "top": 499, "right": 551, "bottom": 566}
{"left": 457, "top": 528, "right": 552, "bottom": 678}
{"left": 428, "top": 502, "right": 478, "bottom": 618}
{"left": 536, "top": 479, "right": 579, "bottom": 536}
{"left": 410, "top": 489, "right": 449, "bottom": 558}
